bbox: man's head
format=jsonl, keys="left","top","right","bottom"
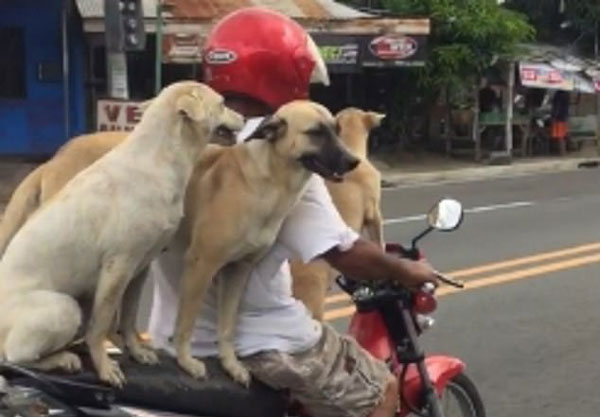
{"left": 202, "top": 7, "right": 330, "bottom": 115}
{"left": 248, "top": 100, "right": 360, "bottom": 182}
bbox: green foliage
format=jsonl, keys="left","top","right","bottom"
{"left": 506, "top": 0, "right": 600, "bottom": 47}
{"left": 565, "top": 0, "right": 600, "bottom": 33}
{"left": 382, "top": 0, "right": 535, "bottom": 92}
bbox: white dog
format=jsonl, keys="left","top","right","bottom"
{"left": 0, "top": 81, "right": 243, "bottom": 387}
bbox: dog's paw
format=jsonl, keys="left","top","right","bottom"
{"left": 223, "top": 359, "right": 251, "bottom": 387}
{"left": 178, "top": 356, "right": 207, "bottom": 379}
{"left": 98, "top": 360, "right": 126, "bottom": 388}
{"left": 130, "top": 345, "right": 160, "bottom": 365}
{"left": 56, "top": 352, "right": 82, "bottom": 373}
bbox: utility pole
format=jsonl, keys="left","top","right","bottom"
{"left": 154, "top": 0, "right": 163, "bottom": 95}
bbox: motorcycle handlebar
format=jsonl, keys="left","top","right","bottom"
{"left": 433, "top": 271, "right": 464, "bottom": 289}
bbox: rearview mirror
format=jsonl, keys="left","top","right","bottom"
{"left": 427, "top": 199, "right": 464, "bottom": 231}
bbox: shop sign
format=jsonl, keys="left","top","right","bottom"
{"left": 519, "top": 62, "right": 574, "bottom": 91}
{"left": 163, "top": 33, "right": 203, "bottom": 63}
{"left": 311, "top": 33, "right": 361, "bottom": 73}
{"left": 96, "top": 99, "right": 143, "bottom": 131}
{"left": 361, "top": 34, "right": 428, "bottom": 68}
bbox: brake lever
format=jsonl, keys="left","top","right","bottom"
{"left": 434, "top": 271, "right": 465, "bottom": 288}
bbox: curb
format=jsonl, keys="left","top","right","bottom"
{"left": 381, "top": 157, "right": 600, "bottom": 188}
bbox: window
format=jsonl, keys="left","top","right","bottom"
{"left": 0, "top": 27, "right": 26, "bottom": 99}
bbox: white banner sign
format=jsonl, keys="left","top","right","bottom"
{"left": 519, "top": 62, "right": 574, "bottom": 91}
{"left": 96, "top": 99, "right": 143, "bottom": 131}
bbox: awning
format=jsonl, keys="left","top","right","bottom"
{"left": 516, "top": 43, "right": 600, "bottom": 94}
{"left": 76, "top": 0, "right": 430, "bottom": 66}
{"left": 75, "top": 0, "right": 429, "bottom": 34}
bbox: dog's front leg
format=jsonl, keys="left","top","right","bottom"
{"left": 86, "top": 256, "right": 135, "bottom": 388}
{"left": 217, "top": 261, "right": 253, "bottom": 386}
{"left": 119, "top": 266, "right": 159, "bottom": 365}
{"left": 365, "top": 200, "right": 385, "bottom": 249}
{"left": 174, "top": 249, "right": 222, "bottom": 379}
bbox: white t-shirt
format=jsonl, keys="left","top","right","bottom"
{"left": 147, "top": 118, "right": 359, "bottom": 357}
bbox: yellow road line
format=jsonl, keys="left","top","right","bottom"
{"left": 324, "top": 242, "right": 600, "bottom": 306}
{"left": 445, "top": 242, "right": 600, "bottom": 279}
{"left": 324, "top": 251, "right": 600, "bottom": 321}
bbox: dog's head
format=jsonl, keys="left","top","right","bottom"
{"left": 248, "top": 100, "right": 360, "bottom": 182}
{"left": 335, "top": 107, "right": 385, "bottom": 155}
{"left": 145, "top": 81, "right": 244, "bottom": 146}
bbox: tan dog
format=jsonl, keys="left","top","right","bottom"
{"left": 0, "top": 81, "right": 244, "bottom": 387}
{"left": 291, "top": 107, "right": 385, "bottom": 320}
{"left": 0, "top": 131, "right": 126, "bottom": 258}
{"left": 174, "top": 101, "right": 359, "bottom": 385}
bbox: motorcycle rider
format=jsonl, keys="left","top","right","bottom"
{"left": 147, "top": 7, "right": 439, "bottom": 417}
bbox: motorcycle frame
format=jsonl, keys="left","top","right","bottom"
{"left": 348, "top": 286, "right": 465, "bottom": 417}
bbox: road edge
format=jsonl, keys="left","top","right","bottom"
{"left": 381, "top": 157, "right": 600, "bottom": 188}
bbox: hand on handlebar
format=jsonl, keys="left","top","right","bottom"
{"left": 398, "top": 259, "right": 440, "bottom": 290}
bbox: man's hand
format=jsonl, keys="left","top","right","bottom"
{"left": 394, "top": 259, "right": 439, "bottom": 289}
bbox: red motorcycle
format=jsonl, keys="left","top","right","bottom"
{"left": 0, "top": 199, "right": 484, "bottom": 417}
{"left": 339, "top": 198, "right": 485, "bottom": 417}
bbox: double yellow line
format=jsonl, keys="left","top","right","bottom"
{"left": 324, "top": 242, "right": 600, "bottom": 321}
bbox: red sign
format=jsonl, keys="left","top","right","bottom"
{"left": 368, "top": 35, "right": 418, "bottom": 60}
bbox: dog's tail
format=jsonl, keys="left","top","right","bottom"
{"left": 0, "top": 165, "right": 44, "bottom": 257}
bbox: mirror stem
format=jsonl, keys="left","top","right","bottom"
{"left": 411, "top": 226, "right": 434, "bottom": 250}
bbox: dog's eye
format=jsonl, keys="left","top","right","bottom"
{"left": 304, "top": 126, "right": 325, "bottom": 137}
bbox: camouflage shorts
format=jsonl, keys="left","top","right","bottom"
{"left": 241, "top": 323, "right": 392, "bottom": 417}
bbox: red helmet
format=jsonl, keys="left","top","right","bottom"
{"left": 203, "top": 7, "right": 330, "bottom": 110}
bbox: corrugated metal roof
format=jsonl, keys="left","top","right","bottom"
{"left": 75, "top": 0, "right": 370, "bottom": 20}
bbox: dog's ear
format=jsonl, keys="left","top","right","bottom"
{"left": 138, "top": 99, "right": 154, "bottom": 114}
{"left": 247, "top": 116, "right": 288, "bottom": 142}
{"left": 176, "top": 93, "right": 205, "bottom": 122}
{"left": 364, "top": 111, "right": 386, "bottom": 130}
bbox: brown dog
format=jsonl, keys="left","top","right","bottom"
{"left": 291, "top": 107, "right": 385, "bottom": 320}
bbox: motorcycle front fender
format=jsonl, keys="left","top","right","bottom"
{"left": 396, "top": 355, "right": 465, "bottom": 415}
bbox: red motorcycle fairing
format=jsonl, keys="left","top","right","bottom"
{"left": 395, "top": 355, "right": 465, "bottom": 416}
{"left": 348, "top": 310, "right": 393, "bottom": 362}
{"left": 349, "top": 310, "right": 466, "bottom": 415}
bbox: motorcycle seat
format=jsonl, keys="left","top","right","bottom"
{"left": 5, "top": 351, "right": 286, "bottom": 417}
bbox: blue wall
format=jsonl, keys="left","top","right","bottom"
{"left": 0, "top": 0, "right": 86, "bottom": 157}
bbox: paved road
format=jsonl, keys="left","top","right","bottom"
{"left": 325, "top": 168, "right": 600, "bottom": 417}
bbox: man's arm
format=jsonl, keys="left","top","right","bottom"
{"left": 278, "top": 176, "right": 437, "bottom": 289}
{"left": 322, "top": 237, "right": 437, "bottom": 289}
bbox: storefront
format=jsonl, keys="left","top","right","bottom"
{"left": 75, "top": 0, "right": 430, "bottom": 131}
{"left": 310, "top": 30, "right": 428, "bottom": 111}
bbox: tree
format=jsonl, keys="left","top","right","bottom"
{"left": 382, "top": 0, "right": 534, "bottom": 92}
{"left": 506, "top": 0, "right": 600, "bottom": 55}
{"left": 365, "top": 0, "right": 533, "bottom": 147}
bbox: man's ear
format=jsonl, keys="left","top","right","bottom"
{"left": 364, "top": 111, "right": 386, "bottom": 129}
{"left": 176, "top": 94, "right": 205, "bottom": 122}
{"left": 247, "top": 116, "right": 288, "bottom": 142}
